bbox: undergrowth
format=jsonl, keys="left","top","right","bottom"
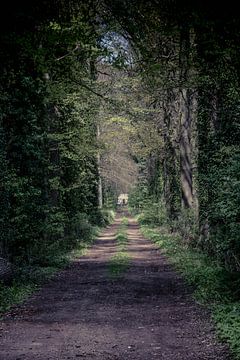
{"left": 141, "top": 224, "right": 240, "bottom": 359}
{"left": 0, "top": 209, "right": 115, "bottom": 315}
{"left": 0, "top": 236, "right": 94, "bottom": 315}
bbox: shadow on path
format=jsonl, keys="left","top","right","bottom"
{"left": 0, "top": 214, "right": 230, "bottom": 360}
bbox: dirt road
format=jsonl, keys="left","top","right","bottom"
{"left": 0, "top": 214, "right": 230, "bottom": 359}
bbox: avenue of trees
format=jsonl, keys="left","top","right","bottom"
{"left": 0, "top": 1, "right": 239, "bottom": 275}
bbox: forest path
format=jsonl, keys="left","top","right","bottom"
{"left": 0, "top": 213, "right": 230, "bottom": 360}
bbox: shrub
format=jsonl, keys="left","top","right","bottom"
{"left": 89, "top": 209, "right": 115, "bottom": 227}
{"left": 137, "top": 200, "right": 167, "bottom": 226}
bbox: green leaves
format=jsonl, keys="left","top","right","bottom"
{"left": 108, "top": 221, "right": 130, "bottom": 278}
{"left": 0, "top": 3, "right": 103, "bottom": 265}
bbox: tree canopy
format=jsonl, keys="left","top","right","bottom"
{"left": 0, "top": 0, "right": 239, "bottom": 273}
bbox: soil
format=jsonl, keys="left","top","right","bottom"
{"left": 0, "top": 213, "right": 231, "bottom": 360}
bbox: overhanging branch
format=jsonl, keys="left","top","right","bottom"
{"left": 70, "top": 77, "right": 108, "bottom": 100}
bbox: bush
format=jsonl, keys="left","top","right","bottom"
{"left": 68, "top": 212, "right": 93, "bottom": 242}
{"left": 171, "top": 208, "right": 198, "bottom": 244}
{"left": 89, "top": 208, "right": 115, "bottom": 227}
{"left": 137, "top": 200, "right": 167, "bottom": 226}
{"left": 0, "top": 281, "right": 36, "bottom": 313}
{"left": 202, "top": 146, "right": 240, "bottom": 270}
{"left": 214, "top": 303, "right": 240, "bottom": 359}
{"left": 141, "top": 224, "right": 240, "bottom": 359}
{"left": 101, "top": 209, "right": 115, "bottom": 225}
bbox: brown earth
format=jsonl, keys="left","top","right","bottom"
{"left": 0, "top": 213, "right": 231, "bottom": 360}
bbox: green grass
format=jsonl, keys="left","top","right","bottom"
{"left": 141, "top": 224, "right": 240, "bottom": 359}
{"left": 116, "top": 233, "right": 128, "bottom": 251}
{"left": 108, "top": 220, "right": 130, "bottom": 278}
{"left": 214, "top": 303, "right": 240, "bottom": 357}
{"left": 108, "top": 252, "right": 130, "bottom": 277}
{"left": 0, "top": 282, "right": 37, "bottom": 314}
{"left": 121, "top": 217, "right": 129, "bottom": 226}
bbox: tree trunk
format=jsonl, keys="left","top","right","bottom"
{"left": 97, "top": 123, "right": 103, "bottom": 209}
{"left": 179, "top": 88, "right": 193, "bottom": 208}
{"left": 162, "top": 100, "right": 180, "bottom": 220}
{"left": 179, "top": 25, "right": 193, "bottom": 209}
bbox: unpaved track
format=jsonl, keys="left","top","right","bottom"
{"left": 0, "top": 214, "right": 230, "bottom": 360}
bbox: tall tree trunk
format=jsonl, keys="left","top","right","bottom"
{"left": 179, "top": 25, "right": 193, "bottom": 209}
{"left": 162, "top": 98, "right": 180, "bottom": 220}
{"left": 97, "top": 123, "right": 103, "bottom": 209}
{"left": 179, "top": 88, "right": 193, "bottom": 208}
{"left": 90, "top": 60, "right": 103, "bottom": 209}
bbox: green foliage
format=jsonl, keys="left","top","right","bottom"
{"left": 196, "top": 33, "right": 240, "bottom": 271}
{"left": 0, "top": 282, "right": 36, "bottom": 314}
{"left": 128, "top": 183, "right": 149, "bottom": 212}
{"left": 207, "top": 147, "right": 240, "bottom": 270}
{"left": 103, "top": 187, "right": 118, "bottom": 210}
{"left": 108, "top": 221, "right": 130, "bottom": 277}
{"left": 171, "top": 208, "right": 198, "bottom": 243}
{"left": 141, "top": 226, "right": 236, "bottom": 303}
{"left": 89, "top": 209, "right": 115, "bottom": 227}
{"left": 108, "top": 252, "right": 130, "bottom": 277}
{"left": 0, "top": 6, "right": 103, "bottom": 266}
{"left": 214, "top": 303, "right": 240, "bottom": 359}
{"left": 67, "top": 212, "right": 94, "bottom": 244}
{"left": 121, "top": 217, "right": 128, "bottom": 226}
{"left": 116, "top": 232, "right": 128, "bottom": 251}
{"left": 0, "top": 3, "right": 240, "bottom": 349}
{"left": 142, "top": 224, "right": 240, "bottom": 359}
{"left": 116, "top": 232, "right": 127, "bottom": 242}
{"left": 129, "top": 185, "right": 169, "bottom": 226}
{"left": 137, "top": 201, "right": 167, "bottom": 226}
{"left": 103, "top": 209, "right": 116, "bottom": 224}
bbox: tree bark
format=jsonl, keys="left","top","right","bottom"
{"left": 179, "top": 26, "right": 193, "bottom": 209}
{"left": 179, "top": 88, "right": 193, "bottom": 208}
{"left": 97, "top": 123, "right": 103, "bottom": 209}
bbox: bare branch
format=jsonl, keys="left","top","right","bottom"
{"left": 70, "top": 77, "right": 108, "bottom": 99}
